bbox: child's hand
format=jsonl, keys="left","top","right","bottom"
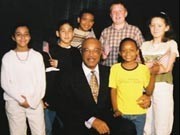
{"left": 49, "top": 59, "right": 58, "bottom": 68}
{"left": 150, "top": 62, "right": 160, "bottom": 75}
{"left": 19, "top": 95, "right": 30, "bottom": 108}
{"left": 137, "top": 94, "right": 151, "bottom": 109}
{"left": 113, "top": 110, "right": 122, "bottom": 117}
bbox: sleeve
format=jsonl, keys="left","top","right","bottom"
{"left": 85, "top": 117, "right": 96, "bottom": 129}
{"left": 134, "top": 27, "right": 144, "bottom": 47}
{"left": 108, "top": 65, "right": 117, "bottom": 89}
{"left": 99, "top": 29, "right": 105, "bottom": 46}
{"left": 169, "top": 40, "right": 179, "bottom": 57}
{"left": 26, "top": 53, "right": 46, "bottom": 109}
{"left": 143, "top": 66, "right": 151, "bottom": 88}
{"left": 1, "top": 55, "right": 24, "bottom": 103}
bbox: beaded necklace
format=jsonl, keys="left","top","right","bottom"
{"left": 15, "top": 49, "right": 29, "bottom": 63}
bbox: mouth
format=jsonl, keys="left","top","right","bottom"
{"left": 88, "top": 58, "right": 96, "bottom": 62}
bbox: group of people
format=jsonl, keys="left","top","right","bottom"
{"left": 0, "top": 1, "right": 179, "bottom": 135}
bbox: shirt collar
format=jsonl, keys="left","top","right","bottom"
{"left": 82, "top": 62, "right": 99, "bottom": 76}
{"left": 111, "top": 21, "right": 128, "bottom": 30}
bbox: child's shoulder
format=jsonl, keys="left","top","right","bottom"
{"left": 111, "top": 63, "right": 121, "bottom": 69}
{"left": 138, "top": 63, "right": 149, "bottom": 70}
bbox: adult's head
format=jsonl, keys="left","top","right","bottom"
{"left": 77, "top": 9, "right": 95, "bottom": 31}
{"left": 109, "top": 0, "right": 128, "bottom": 25}
{"left": 81, "top": 38, "right": 102, "bottom": 69}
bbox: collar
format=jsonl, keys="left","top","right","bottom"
{"left": 82, "top": 62, "right": 99, "bottom": 76}
{"left": 111, "top": 21, "right": 128, "bottom": 30}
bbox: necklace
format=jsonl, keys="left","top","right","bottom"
{"left": 15, "top": 50, "right": 29, "bottom": 62}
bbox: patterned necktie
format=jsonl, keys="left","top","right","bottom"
{"left": 89, "top": 71, "right": 99, "bottom": 103}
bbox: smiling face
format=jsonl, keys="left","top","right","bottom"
{"left": 110, "top": 3, "right": 127, "bottom": 25}
{"left": 78, "top": 13, "right": 94, "bottom": 31}
{"left": 56, "top": 23, "right": 74, "bottom": 47}
{"left": 81, "top": 38, "right": 102, "bottom": 70}
{"left": 149, "top": 17, "right": 169, "bottom": 41}
{"left": 12, "top": 26, "right": 31, "bottom": 50}
{"left": 119, "top": 40, "right": 139, "bottom": 63}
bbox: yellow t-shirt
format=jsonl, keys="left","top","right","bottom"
{"left": 109, "top": 63, "right": 150, "bottom": 115}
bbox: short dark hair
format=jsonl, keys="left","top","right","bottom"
{"left": 56, "top": 19, "right": 74, "bottom": 31}
{"left": 78, "top": 9, "right": 95, "bottom": 19}
{"left": 12, "top": 22, "right": 31, "bottom": 37}
{"left": 119, "top": 38, "right": 138, "bottom": 51}
{"left": 118, "top": 38, "right": 145, "bottom": 64}
{"left": 109, "top": 0, "right": 127, "bottom": 12}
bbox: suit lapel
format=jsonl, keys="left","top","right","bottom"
{"left": 77, "top": 67, "right": 97, "bottom": 104}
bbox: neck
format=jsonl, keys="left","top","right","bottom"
{"left": 58, "top": 42, "right": 71, "bottom": 48}
{"left": 15, "top": 47, "right": 29, "bottom": 52}
{"left": 122, "top": 61, "right": 138, "bottom": 70}
{"left": 78, "top": 27, "right": 89, "bottom": 32}
{"left": 152, "top": 38, "right": 162, "bottom": 44}
{"left": 113, "top": 22, "right": 125, "bottom": 30}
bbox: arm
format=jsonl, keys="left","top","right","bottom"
{"left": 92, "top": 118, "right": 110, "bottom": 134}
{"left": 137, "top": 64, "right": 159, "bottom": 108}
{"left": 1, "top": 55, "right": 24, "bottom": 103}
{"left": 134, "top": 27, "right": 144, "bottom": 47}
{"left": 158, "top": 52, "right": 177, "bottom": 74}
{"left": 111, "top": 88, "right": 121, "bottom": 117}
{"left": 99, "top": 30, "right": 110, "bottom": 60}
{"left": 157, "top": 40, "right": 178, "bottom": 74}
{"left": 26, "top": 54, "right": 46, "bottom": 109}
{"left": 145, "top": 63, "right": 159, "bottom": 96}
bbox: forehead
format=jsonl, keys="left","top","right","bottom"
{"left": 121, "top": 41, "right": 137, "bottom": 48}
{"left": 110, "top": 4, "right": 126, "bottom": 11}
{"left": 81, "top": 13, "right": 94, "bottom": 19}
{"left": 15, "top": 26, "right": 29, "bottom": 33}
{"left": 59, "top": 23, "right": 73, "bottom": 30}
{"left": 151, "top": 17, "right": 166, "bottom": 24}
{"left": 82, "top": 39, "right": 101, "bottom": 48}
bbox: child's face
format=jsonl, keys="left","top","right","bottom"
{"left": 120, "top": 41, "right": 139, "bottom": 62}
{"left": 149, "top": 17, "right": 169, "bottom": 40}
{"left": 78, "top": 13, "right": 94, "bottom": 31}
{"left": 110, "top": 4, "right": 127, "bottom": 25}
{"left": 12, "top": 26, "right": 31, "bottom": 48}
{"left": 56, "top": 23, "right": 73, "bottom": 46}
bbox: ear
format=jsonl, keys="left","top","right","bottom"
{"left": 125, "top": 11, "right": 128, "bottom": 17}
{"left": 77, "top": 17, "right": 80, "bottom": 23}
{"left": 119, "top": 52, "right": 121, "bottom": 56}
{"left": 165, "top": 25, "right": 170, "bottom": 32}
{"left": 136, "top": 49, "right": 139, "bottom": 56}
{"left": 12, "top": 36, "right": 15, "bottom": 41}
{"left": 56, "top": 31, "right": 59, "bottom": 37}
{"left": 110, "top": 13, "right": 112, "bottom": 18}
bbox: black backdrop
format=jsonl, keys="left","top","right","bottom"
{"left": 0, "top": 0, "right": 179, "bottom": 134}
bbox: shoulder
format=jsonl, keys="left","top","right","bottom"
{"left": 111, "top": 63, "right": 121, "bottom": 69}
{"left": 30, "top": 49, "right": 42, "bottom": 56}
{"left": 2, "top": 50, "right": 14, "bottom": 61}
{"left": 101, "top": 25, "right": 112, "bottom": 33}
{"left": 127, "top": 24, "right": 140, "bottom": 30}
{"left": 141, "top": 41, "right": 152, "bottom": 48}
{"left": 71, "top": 46, "right": 80, "bottom": 51}
{"left": 138, "top": 63, "right": 149, "bottom": 70}
{"left": 167, "top": 40, "right": 178, "bottom": 46}
{"left": 99, "top": 64, "right": 110, "bottom": 71}
{"left": 29, "top": 49, "right": 44, "bottom": 61}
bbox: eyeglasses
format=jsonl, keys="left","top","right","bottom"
{"left": 81, "top": 48, "right": 101, "bottom": 54}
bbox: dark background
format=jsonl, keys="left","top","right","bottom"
{"left": 0, "top": 0, "right": 179, "bottom": 134}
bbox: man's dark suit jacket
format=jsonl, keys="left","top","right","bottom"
{"left": 57, "top": 64, "right": 136, "bottom": 135}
